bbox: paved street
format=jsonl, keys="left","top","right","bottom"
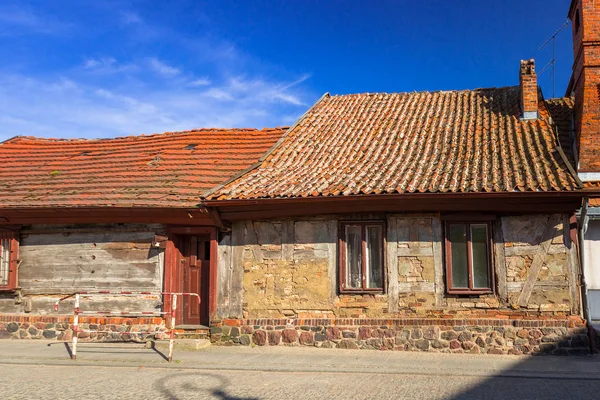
{"left": 1, "top": 342, "right": 599, "bottom": 399}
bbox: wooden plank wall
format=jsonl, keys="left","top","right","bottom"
{"left": 2, "top": 224, "right": 166, "bottom": 314}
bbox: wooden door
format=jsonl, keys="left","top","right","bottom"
{"left": 180, "top": 234, "right": 211, "bottom": 325}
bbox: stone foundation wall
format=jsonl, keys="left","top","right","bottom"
{"left": 211, "top": 317, "right": 590, "bottom": 356}
{"left": 0, "top": 315, "right": 166, "bottom": 341}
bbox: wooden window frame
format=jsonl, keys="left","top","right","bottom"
{"left": 339, "top": 221, "right": 386, "bottom": 294}
{"left": 0, "top": 230, "right": 19, "bottom": 291}
{"left": 444, "top": 221, "right": 494, "bottom": 295}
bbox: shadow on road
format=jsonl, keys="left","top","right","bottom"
{"left": 153, "top": 372, "right": 259, "bottom": 400}
{"left": 444, "top": 329, "right": 600, "bottom": 400}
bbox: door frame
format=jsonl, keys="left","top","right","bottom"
{"left": 164, "top": 226, "right": 218, "bottom": 325}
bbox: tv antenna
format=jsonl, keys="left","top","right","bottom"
{"left": 538, "top": 20, "right": 570, "bottom": 98}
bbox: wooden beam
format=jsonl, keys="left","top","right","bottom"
{"left": 217, "top": 199, "right": 582, "bottom": 221}
{"left": 386, "top": 216, "right": 399, "bottom": 313}
{"left": 516, "top": 214, "right": 562, "bottom": 307}
{"left": 566, "top": 213, "right": 581, "bottom": 315}
{"left": 0, "top": 207, "right": 213, "bottom": 226}
{"left": 493, "top": 218, "right": 508, "bottom": 305}
{"left": 206, "top": 207, "right": 230, "bottom": 229}
{"left": 431, "top": 217, "right": 445, "bottom": 307}
{"left": 209, "top": 227, "right": 218, "bottom": 321}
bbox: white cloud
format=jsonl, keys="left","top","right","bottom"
{"left": 189, "top": 77, "right": 211, "bottom": 86}
{"left": 0, "top": 4, "right": 68, "bottom": 36}
{"left": 0, "top": 71, "right": 314, "bottom": 140}
{"left": 204, "top": 88, "right": 234, "bottom": 101}
{"left": 149, "top": 58, "right": 180, "bottom": 77}
{"left": 120, "top": 11, "right": 142, "bottom": 25}
{"left": 82, "top": 57, "right": 139, "bottom": 74}
{"left": 0, "top": 6, "right": 314, "bottom": 140}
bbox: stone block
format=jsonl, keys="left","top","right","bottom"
{"left": 441, "top": 331, "right": 458, "bottom": 341}
{"left": 475, "top": 337, "right": 486, "bottom": 348}
{"left": 342, "top": 330, "right": 356, "bottom": 339}
{"left": 299, "top": 331, "right": 314, "bottom": 345}
{"left": 326, "top": 327, "right": 341, "bottom": 341}
{"left": 282, "top": 329, "right": 298, "bottom": 344}
{"left": 358, "top": 327, "right": 371, "bottom": 340}
{"left": 268, "top": 330, "right": 281, "bottom": 345}
{"left": 6, "top": 322, "right": 18, "bottom": 333}
{"left": 529, "top": 329, "right": 542, "bottom": 339}
{"left": 337, "top": 339, "right": 359, "bottom": 350}
{"left": 461, "top": 341, "right": 475, "bottom": 350}
{"left": 42, "top": 330, "right": 57, "bottom": 339}
{"left": 252, "top": 330, "right": 267, "bottom": 346}
{"left": 423, "top": 326, "right": 439, "bottom": 340}
{"left": 458, "top": 332, "right": 472, "bottom": 343}
{"left": 449, "top": 340, "right": 461, "bottom": 350}
{"left": 315, "top": 333, "right": 328, "bottom": 342}
{"left": 517, "top": 329, "right": 529, "bottom": 339}
{"left": 411, "top": 328, "right": 423, "bottom": 339}
{"left": 240, "top": 334, "right": 251, "bottom": 346}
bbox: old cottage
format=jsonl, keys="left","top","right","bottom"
{"left": 202, "top": 61, "right": 592, "bottom": 354}
{"left": 1, "top": 0, "right": 600, "bottom": 356}
{"left": 0, "top": 128, "right": 285, "bottom": 338}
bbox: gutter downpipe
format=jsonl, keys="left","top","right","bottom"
{"left": 579, "top": 197, "right": 597, "bottom": 353}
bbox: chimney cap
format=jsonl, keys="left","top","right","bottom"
{"left": 520, "top": 59, "right": 536, "bottom": 75}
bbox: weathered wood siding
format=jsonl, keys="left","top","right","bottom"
{"left": 0, "top": 224, "right": 165, "bottom": 315}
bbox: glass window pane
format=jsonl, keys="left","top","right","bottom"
{"left": 471, "top": 224, "right": 490, "bottom": 288}
{"left": 366, "top": 226, "right": 383, "bottom": 289}
{"left": 0, "top": 239, "right": 9, "bottom": 286}
{"left": 345, "top": 226, "right": 362, "bottom": 288}
{"left": 449, "top": 224, "right": 468, "bottom": 288}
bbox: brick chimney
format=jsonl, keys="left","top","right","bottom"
{"left": 519, "top": 59, "right": 538, "bottom": 120}
{"left": 569, "top": 0, "right": 600, "bottom": 179}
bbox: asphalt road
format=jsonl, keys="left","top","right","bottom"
{"left": 2, "top": 363, "right": 600, "bottom": 400}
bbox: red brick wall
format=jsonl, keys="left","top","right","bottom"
{"left": 570, "top": 0, "right": 600, "bottom": 172}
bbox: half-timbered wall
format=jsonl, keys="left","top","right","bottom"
{"left": 216, "top": 213, "right": 580, "bottom": 320}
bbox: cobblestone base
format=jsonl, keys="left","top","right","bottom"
{"left": 0, "top": 315, "right": 166, "bottom": 341}
{"left": 211, "top": 318, "right": 590, "bottom": 356}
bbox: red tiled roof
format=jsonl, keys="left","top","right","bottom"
{"left": 544, "top": 97, "right": 576, "bottom": 167}
{"left": 207, "top": 87, "right": 580, "bottom": 200}
{"left": 0, "top": 128, "right": 286, "bottom": 208}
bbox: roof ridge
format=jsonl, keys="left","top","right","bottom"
{"left": 1, "top": 127, "right": 290, "bottom": 144}
{"left": 328, "top": 85, "right": 519, "bottom": 98}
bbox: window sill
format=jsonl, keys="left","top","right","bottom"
{"left": 446, "top": 289, "right": 493, "bottom": 296}
{"left": 339, "top": 289, "right": 385, "bottom": 295}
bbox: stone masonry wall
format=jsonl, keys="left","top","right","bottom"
{"left": 0, "top": 315, "right": 166, "bottom": 341}
{"left": 212, "top": 317, "right": 590, "bottom": 356}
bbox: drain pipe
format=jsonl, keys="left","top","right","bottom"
{"left": 579, "top": 197, "right": 596, "bottom": 353}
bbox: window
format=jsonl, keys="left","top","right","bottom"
{"left": 339, "top": 222, "right": 384, "bottom": 292}
{"left": 0, "top": 231, "right": 18, "bottom": 291}
{"left": 445, "top": 222, "right": 492, "bottom": 294}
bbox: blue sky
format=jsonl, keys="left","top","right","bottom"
{"left": 0, "top": 0, "right": 574, "bottom": 140}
